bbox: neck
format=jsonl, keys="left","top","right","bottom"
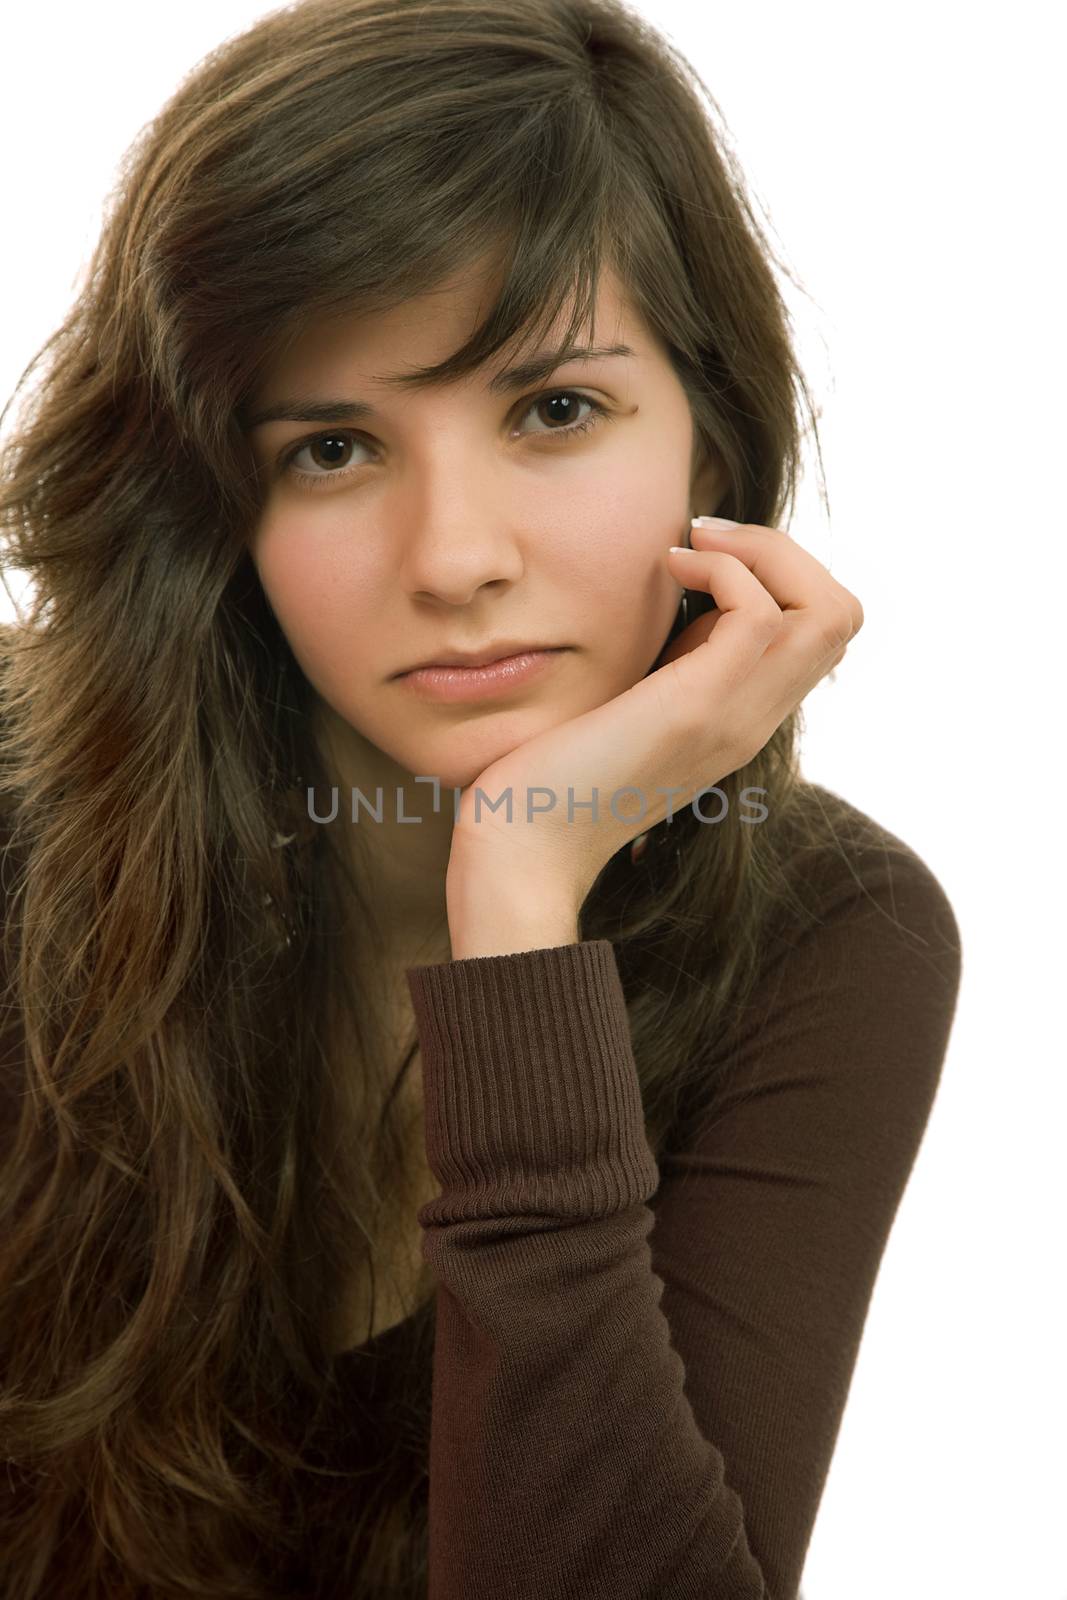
{"left": 310, "top": 697, "right": 454, "bottom": 970}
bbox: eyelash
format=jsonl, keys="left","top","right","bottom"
{"left": 278, "top": 388, "right": 612, "bottom": 491}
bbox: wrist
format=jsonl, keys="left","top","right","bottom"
{"left": 445, "top": 848, "right": 580, "bottom": 960}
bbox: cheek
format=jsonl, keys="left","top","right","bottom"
{"left": 550, "top": 466, "right": 685, "bottom": 629}
{"left": 252, "top": 524, "right": 378, "bottom": 676}
{"left": 552, "top": 434, "right": 688, "bottom": 566}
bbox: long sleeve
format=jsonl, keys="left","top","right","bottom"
{"left": 404, "top": 828, "right": 963, "bottom": 1599}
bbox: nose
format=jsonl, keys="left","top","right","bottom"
{"left": 396, "top": 491, "right": 527, "bottom": 608}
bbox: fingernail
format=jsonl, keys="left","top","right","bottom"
{"left": 692, "top": 516, "right": 739, "bottom": 530}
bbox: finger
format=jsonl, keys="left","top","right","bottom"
{"left": 689, "top": 520, "right": 864, "bottom": 636}
{"left": 666, "top": 543, "right": 781, "bottom": 629}
{"left": 664, "top": 546, "right": 783, "bottom": 693}
{"left": 654, "top": 604, "right": 722, "bottom": 669}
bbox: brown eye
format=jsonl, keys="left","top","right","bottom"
{"left": 288, "top": 432, "right": 362, "bottom": 472}
{"left": 305, "top": 433, "right": 355, "bottom": 469}
{"left": 519, "top": 389, "right": 608, "bottom": 440}
{"left": 282, "top": 430, "right": 369, "bottom": 489}
{"left": 535, "top": 394, "right": 585, "bottom": 428}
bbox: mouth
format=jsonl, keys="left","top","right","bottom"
{"left": 396, "top": 642, "right": 565, "bottom": 675}
{"left": 395, "top": 647, "right": 570, "bottom": 702}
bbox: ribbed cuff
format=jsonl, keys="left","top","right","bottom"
{"left": 404, "top": 939, "right": 658, "bottom": 1221}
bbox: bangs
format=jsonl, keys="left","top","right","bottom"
{"left": 363, "top": 226, "right": 622, "bottom": 397}
{"left": 233, "top": 84, "right": 635, "bottom": 412}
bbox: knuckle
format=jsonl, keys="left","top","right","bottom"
{"left": 754, "top": 599, "right": 784, "bottom": 634}
{"left": 794, "top": 612, "right": 835, "bottom": 657}
{"left": 835, "top": 586, "right": 865, "bottom": 638}
{"left": 821, "top": 599, "right": 856, "bottom": 654}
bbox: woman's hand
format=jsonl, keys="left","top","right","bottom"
{"left": 446, "top": 518, "right": 864, "bottom": 919}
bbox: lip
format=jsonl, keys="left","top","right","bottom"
{"left": 397, "top": 640, "right": 563, "bottom": 673}
{"left": 397, "top": 648, "right": 569, "bottom": 703}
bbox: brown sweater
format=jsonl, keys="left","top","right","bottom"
{"left": 333, "top": 787, "right": 962, "bottom": 1598}
{"left": 1, "top": 787, "right": 963, "bottom": 1597}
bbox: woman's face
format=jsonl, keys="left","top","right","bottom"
{"left": 244, "top": 261, "right": 723, "bottom": 794}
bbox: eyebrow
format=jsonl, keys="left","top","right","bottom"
{"left": 240, "top": 342, "right": 636, "bottom": 431}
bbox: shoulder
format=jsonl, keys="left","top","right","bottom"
{"left": 765, "top": 781, "right": 963, "bottom": 1000}
{"left": 685, "top": 782, "right": 964, "bottom": 1136}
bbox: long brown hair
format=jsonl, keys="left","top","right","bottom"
{"left": 0, "top": 0, "right": 843, "bottom": 1592}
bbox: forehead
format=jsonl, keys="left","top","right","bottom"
{"left": 261, "top": 260, "right": 649, "bottom": 393}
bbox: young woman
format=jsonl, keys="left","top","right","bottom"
{"left": 0, "top": 0, "right": 963, "bottom": 1595}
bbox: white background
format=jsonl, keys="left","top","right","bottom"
{"left": 2, "top": 4, "right": 1064, "bottom": 1595}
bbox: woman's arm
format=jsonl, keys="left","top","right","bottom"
{"left": 405, "top": 834, "right": 962, "bottom": 1599}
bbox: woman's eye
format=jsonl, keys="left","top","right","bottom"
{"left": 283, "top": 432, "right": 368, "bottom": 484}
{"left": 518, "top": 390, "right": 607, "bottom": 439}
{"left": 279, "top": 388, "right": 610, "bottom": 490}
